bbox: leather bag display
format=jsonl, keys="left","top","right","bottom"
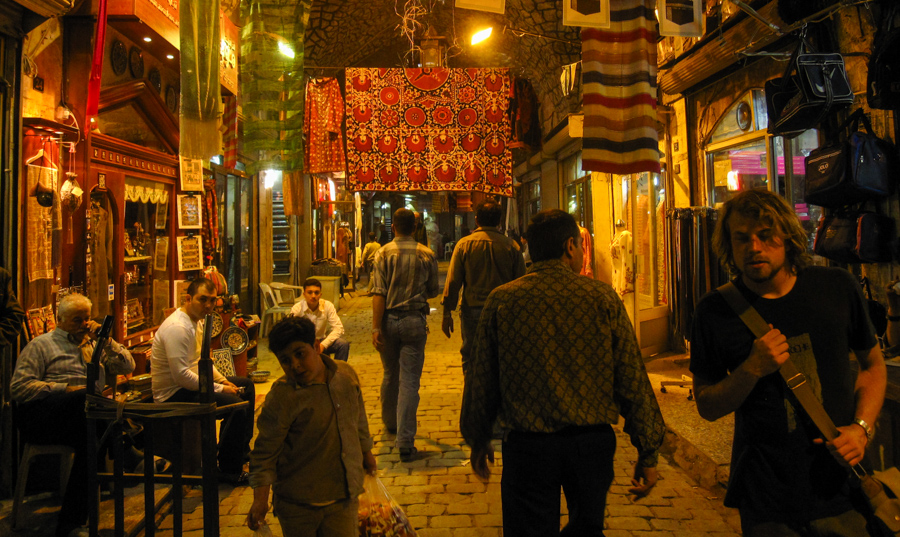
{"left": 718, "top": 283, "right": 900, "bottom": 537}
{"left": 765, "top": 37, "right": 853, "bottom": 138}
{"left": 813, "top": 210, "right": 895, "bottom": 264}
{"left": 805, "top": 110, "right": 896, "bottom": 208}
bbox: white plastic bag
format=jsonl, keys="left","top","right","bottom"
{"left": 253, "top": 521, "right": 274, "bottom": 537}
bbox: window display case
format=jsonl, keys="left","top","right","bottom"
{"left": 122, "top": 178, "right": 172, "bottom": 336}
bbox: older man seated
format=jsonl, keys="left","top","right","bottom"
{"left": 11, "top": 293, "right": 134, "bottom": 537}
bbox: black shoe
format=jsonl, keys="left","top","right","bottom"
{"left": 218, "top": 469, "right": 250, "bottom": 486}
{"left": 399, "top": 447, "right": 418, "bottom": 462}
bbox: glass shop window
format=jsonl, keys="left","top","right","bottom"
{"left": 562, "top": 152, "right": 592, "bottom": 232}
{"left": 122, "top": 178, "right": 172, "bottom": 334}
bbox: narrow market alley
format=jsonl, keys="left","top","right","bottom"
{"left": 1, "top": 265, "right": 741, "bottom": 537}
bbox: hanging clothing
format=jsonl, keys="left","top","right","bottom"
{"left": 87, "top": 201, "right": 113, "bottom": 319}
{"left": 610, "top": 230, "right": 634, "bottom": 299}
{"left": 201, "top": 179, "right": 219, "bottom": 261}
{"left": 26, "top": 165, "right": 55, "bottom": 282}
{"left": 336, "top": 227, "right": 352, "bottom": 268}
{"left": 579, "top": 226, "right": 594, "bottom": 278}
{"left": 304, "top": 77, "right": 346, "bottom": 174}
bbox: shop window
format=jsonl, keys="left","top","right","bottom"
{"left": 562, "top": 152, "right": 592, "bottom": 232}
{"left": 96, "top": 103, "right": 170, "bottom": 154}
{"left": 520, "top": 176, "right": 541, "bottom": 228}
{"left": 705, "top": 89, "right": 823, "bottom": 261}
{"left": 121, "top": 177, "right": 172, "bottom": 334}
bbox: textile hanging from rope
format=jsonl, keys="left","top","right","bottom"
{"left": 240, "top": 0, "right": 312, "bottom": 175}
{"left": 180, "top": 0, "right": 222, "bottom": 160}
{"left": 581, "top": 0, "right": 661, "bottom": 175}
{"left": 222, "top": 95, "right": 239, "bottom": 169}
{"left": 345, "top": 67, "right": 513, "bottom": 196}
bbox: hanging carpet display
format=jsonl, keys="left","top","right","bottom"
{"left": 305, "top": 77, "right": 346, "bottom": 174}
{"left": 345, "top": 67, "right": 513, "bottom": 196}
{"left": 581, "top": 0, "right": 661, "bottom": 175}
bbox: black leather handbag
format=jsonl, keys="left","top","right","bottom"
{"left": 805, "top": 110, "right": 895, "bottom": 208}
{"left": 765, "top": 37, "right": 853, "bottom": 138}
{"left": 813, "top": 209, "right": 895, "bottom": 264}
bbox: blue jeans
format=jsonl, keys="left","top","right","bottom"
{"left": 459, "top": 306, "right": 483, "bottom": 378}
{"left": 323, "top": 337, "right": 351, "bottom": 362}
{"left": 379, "top": 310, "right": 427, "bottom": 448}
{"left": 502, "top": 425, "right": 616, "bottom": 537}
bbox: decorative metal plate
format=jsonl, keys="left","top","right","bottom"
{"left": 129, "top": 47, "right": 144, "bottom": 79}
{"left": 110, "top": 40, "right": 127, "bottom": 76}
{"left": 165, "top": 85, "right": 178, "bottom": 114}
{"left": 208, "top": 311, "right": 224, "bottom": 338}
{"left": 212, "top": 348, "right": 236, "bottom": 377}
{"left": 148, "top": 67, "right": 162, "bottom": 93}
{"left": 220, "top": 326, "right": 249, "bottom": 355}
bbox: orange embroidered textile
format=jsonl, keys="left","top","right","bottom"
{"left": 304, "top": 77, "right": 346, "bottom": 174}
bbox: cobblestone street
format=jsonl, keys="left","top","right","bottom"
{"left": 203, "top": 282, "right": 742, "bottom": 537}
{"left": 0, "top": 273, "right": 743, "bottom": 537}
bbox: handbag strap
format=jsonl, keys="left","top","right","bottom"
{"left": 717, "top": 282, "right": 841, "bottom": 440}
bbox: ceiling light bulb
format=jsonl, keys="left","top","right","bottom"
{"left": 166, "top": 54, "right": 174, "bottom": 60}
{"left": 471, "top": 27, "right": 493, "bottom": 46}
{"left": 143, "top": 37, "right": 152, "bottom": 43}
{"left": 278, "top": 41, "right": 295, "bottom": 58}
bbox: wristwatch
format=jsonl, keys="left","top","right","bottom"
{"left": 854, "top": 417, "right": 875, "bottom": 442}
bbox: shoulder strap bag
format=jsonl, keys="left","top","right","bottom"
{"left": 717, "top": 281, "right": 900, "bottom": 536}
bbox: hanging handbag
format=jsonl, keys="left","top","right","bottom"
{"left": 765, "top": 36, "right": 854, "bottom": 138}
{"left": 805, "top": 110, "right": 896, "bottom": 208}
{"left": 718, "top": 282, "right": 900, "bottom": 537}
{"left": 813, "top": 209, "right": 895, "bottom": 264}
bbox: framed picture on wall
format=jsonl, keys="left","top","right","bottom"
{"left": 156, "top": 200, "right": 168, "bottom": 229}
{"left": 177, "top": 195, "right": 202, "bottom": 229}
{"left": 176, "top": 235, "right": 204, "bottom": 272}
{"left": 154, "top": 236, "right": 169, "bottom": 271}
{"left": 179, "top": 156, "right": 203, "bottom": 191}
{"left": 658, "top": 0, "right": 704, "bottom": 37}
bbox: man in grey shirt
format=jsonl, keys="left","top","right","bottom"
{"left": 371, "top": 208, "right": 439, "bottom": 461}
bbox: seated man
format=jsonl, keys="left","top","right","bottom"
{"left": 150, "top": 277, "right": 255, "bottom": 484}
{"left": 11, "top": 293, "right": 135, "bottom": 537}
{"left": 290, "top": 278, "right": 350, "bottom": 362}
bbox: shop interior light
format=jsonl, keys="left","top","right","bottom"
{"left": 143, "top": 36, "right": 152, "bottom": 43}
{"left": 471, "top": 27, "right": 493, "bottom": 45}
{"left": 263, "top": 169, "right": 280, "bottom": 189}
{"left": 166, "top": 54, "right": 175, "bottom": 60}
{"left": 726, "top": 170, "right": 741, "bottom": 191}
{"left": 278, "top": 41, "right": 295, "bottom": 58}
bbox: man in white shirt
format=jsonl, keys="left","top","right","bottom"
{"left": 290, "top": 278, "right": 350, "bottom": 362}
{"left": 150, "top": 277, "right": 255, "bottom": 484}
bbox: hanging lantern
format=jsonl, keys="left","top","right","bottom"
{"left": 420, "top": 26, "right": 447, "bottom": 68}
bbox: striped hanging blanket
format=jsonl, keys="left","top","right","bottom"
{"left": 581, "top": 0, "right": 661, "bottom": 175}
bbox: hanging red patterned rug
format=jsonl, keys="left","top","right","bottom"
{"left": 345, "top": 67, "right": 513, "bottom": 196}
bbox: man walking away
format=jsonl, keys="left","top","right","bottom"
{"left": 371, "top": 208, "right": 439, "bottom": 461}
{"left": 360, "top": 232, "right": 381, "bottom": 294}
{"left": 461, "top": 209, "right": 665, "bottom": 537}
{"left": 690, "top": 189, "right": 885, "bottom": 536}
{"left": 442, "top": 198, "right": 525, "bottom": 377}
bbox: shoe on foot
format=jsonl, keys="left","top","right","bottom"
{"left": 218, "top": 469, "right": 250, "bottom": 486}
{"left": 399, "top": 447, "right": 418, "bottom": 462}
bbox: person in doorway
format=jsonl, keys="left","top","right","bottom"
{"left": 151, "top": 277, "right": 255, "bottom": 484}
{"left": 0, "top": 266, "right": 24, "bottom": 349}
{"left": 371, "top": 208, "right": 440, "bottom": 461}
{"left": 461, "top": 209, "right": 665, "bottom": 537}
{"left": 413, "top": 211, "right": 428, "bottom": 247}
{"left": 11, "top": 293, "right": 134, "bottom": 537}
{"left": 290, "top": 278, "right": 350, "bottom": 362}
{"left": 247, "top": 315, "right": 376, "bottom": 536}
{"left": 360, "top": 232, "right": 381, "bottom": 294}
{"left": 690, "top": 189, "right": 886, "bottom": 536}
{"left": 442, "top": 198, "right": 525, "bottom": 377}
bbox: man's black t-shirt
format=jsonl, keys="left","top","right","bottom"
{"left": 690, "top": 266, "right": 877, "bottom": 524}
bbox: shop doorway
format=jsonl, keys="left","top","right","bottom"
{"left": 610, "top": 172, "right": 669, "bottom": 356}
{"left": 215, "top": 170, "right": 255, "bottom": 311}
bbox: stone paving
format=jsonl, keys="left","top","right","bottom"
{"left": 0, "top": 268, "right": 743, "bottom": 536}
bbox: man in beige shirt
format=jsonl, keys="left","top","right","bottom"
{"left": 442, "top": 199, "right": 525, "bottom": 377}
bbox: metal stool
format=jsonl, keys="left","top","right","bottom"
{"left": 12, "top": 442, "right": 75, "bottom": 529}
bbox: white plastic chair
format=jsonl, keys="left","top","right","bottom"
{"left": 269, "top": 282, "right": 301, "bottom": 305}
{"left": 259, "top": 283, "right": 292, "bottom": 337}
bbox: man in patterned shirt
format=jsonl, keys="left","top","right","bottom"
{"left": 11, "top": 293, "right": 134, "bottom": 537}
{"left": 371, "top": 208, "right": 439, "bottom": 461}
{"left": 461, "top": 209, "right": 665, "bottom": 537}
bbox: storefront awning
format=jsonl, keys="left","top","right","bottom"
{"left": 659, "top": 1, "right": 786, "bottom": 95}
